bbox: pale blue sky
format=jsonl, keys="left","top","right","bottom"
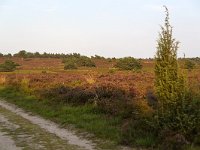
{"left": 0, "top": 0, "right": 199, "bottom": 58}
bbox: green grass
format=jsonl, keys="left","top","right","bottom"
{"left": 0, "top": 86, "right": 122, "bottom": 147}
{"left": 134, "top": 136, "right": 155, "bottom": 147}
{"left": 0, "top": 105, "right": 78, "bottom": 150}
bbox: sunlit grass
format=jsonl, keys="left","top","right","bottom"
{"left": 0, "top": 86, "right": 122, "bottom": 148}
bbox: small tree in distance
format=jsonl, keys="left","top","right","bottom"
{"left": 0, "top": 60, "right": 20, "bottom": 72}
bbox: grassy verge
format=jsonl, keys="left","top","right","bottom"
{"left": 0, "top": 86, "right": 123, "bottom": 149}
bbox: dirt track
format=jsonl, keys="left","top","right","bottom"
{"left": 0, "top": 99, "right": 94, "bottom": 150}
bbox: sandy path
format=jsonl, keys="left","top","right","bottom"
{"left": 0, "top": 99, "right": 95, "bottom": 150}
{"left": 0, "top": 131, "right": 21, "bottom": 150}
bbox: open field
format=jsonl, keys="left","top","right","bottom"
{"left": 0, "top": 56, "right": 200, "bottom": 149}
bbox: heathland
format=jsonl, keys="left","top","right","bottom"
{"left": 0, "top": 52, "right": 199, "bottom": 149}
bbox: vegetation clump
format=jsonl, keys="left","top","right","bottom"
{"left": 77, "top": 56, "right": 96, "bottom": 67}
{"left": 154, "top": 6, "right": 200, "bottom": 149}
{"left": 155, "top": 6, "right": 185, "bottom": 119}
{"left": 115, "top": 57, "right": 142, "bottom": 71}
{"left": 64, "top": 62, "right": 78, "bottom": 70}
{"left": 184, "top": 59, "right": 196, "bottom": 71}
{"left": 63, "top": 54, "right": 96, "bottom": 69}
{"left": 0, "top": 60, "right": 19, "bottom": 72}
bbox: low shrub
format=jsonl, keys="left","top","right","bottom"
{"left": 115, "top": 57, "right": 142, "bottom": 71}
{"left": 185, "top": 60, "right": 196, "bottom": 71}
{"left": 95, "top": 85, "right": 135, "bottom": 116}
{"left": 39, "top": 85, "right": 136, "bottom": 117}
{"left": 40, "top": 86, "right": 95, "bottom": 105}
{"left": 120, "top": 89, "right": 200, "bottom": 149}
{"left": 64, "top": 62, "right": 78, "bottom": 70}
{"left": 78, "top": 56, "right": 96, "bottom": 67}
{"left": 62, "top": 55, "right": 96, "bottom": 68}
{"left": 0, "top": 60, "right": 20, "bottom": 72}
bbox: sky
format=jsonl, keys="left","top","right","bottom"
{"left": 0, "top": 0, "right": 199, "bottom": 58}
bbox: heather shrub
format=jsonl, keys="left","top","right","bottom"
{"left": 95, "top": 85, "right": 135, "bottom": 116}
{"left": 40, "top": 86, "right": 95, "bottom": 105}
{"left": 39, "top": 84, "right": 136, "bottom": 117}
{"left": 61, "top": 87, "right": 95, "bottom": 104}
{"left": 4, "top": 74, "right": 21, "bottom": 88}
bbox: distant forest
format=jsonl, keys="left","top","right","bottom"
{"left": 0, "top": 50, "right": 199, "bottom": 61}
{"left": 0, "top": 50, "right": 111, "bottom": 59}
